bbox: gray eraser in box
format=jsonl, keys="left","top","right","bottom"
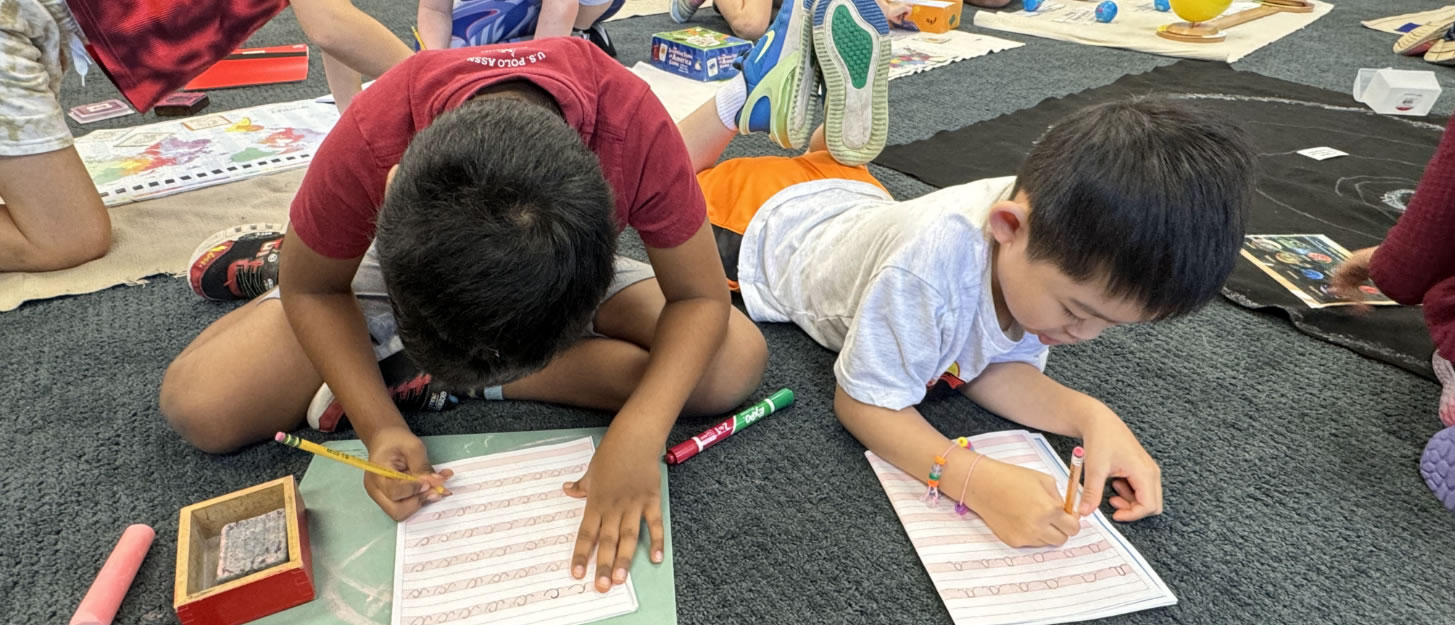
{"left": 216, "top": 508, "right": 288, "bottom": 583}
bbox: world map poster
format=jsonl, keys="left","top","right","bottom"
{"left": 75, "top": 99, "right": 339, "bottom": 207}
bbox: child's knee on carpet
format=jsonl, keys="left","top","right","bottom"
{"left": 1, "top": 208, "right": 110, "bottom": 271}
{"left": 0, "top": 149, "right": 112, "bottom": 271}
{"left": 682, "top": 311, "right": 769, "bottom": 416}
{"left": 159, "top": 365, "right": 257, "bottom": 454}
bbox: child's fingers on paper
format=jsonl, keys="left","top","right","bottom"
{"left": 562, "top": 479, "right": 589, "bottom": 498}
{"left": 570, "top": 509, "right": 600, "bottom": 579}
{"left": 645, "top": 500, "right": 665, "bottom": 564}
{"left": 594, "top": 512, "right": 624, "bottom": 592}
{"left": 611, "top": 510, "right": 642, "bottom": 585}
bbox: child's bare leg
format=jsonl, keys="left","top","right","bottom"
{"left": 808, "top": 124, "right": 826, "bottom": 153}
{"left": 502, "top": 279, "right": 768, "bottom": 416}
{"left": 0, "top": 147, "right": 110, "bottom": 272}
{"left": 716, "top": 0, "right": 775, "bottom": 40}
{"left": 321, "top": 54, "right": 364, "bottom": 112}
{"left": 678, "top": 99, "right": 740, "bottom": 173}
{"left": 573, "top": 1, "right": 614, "bottom": 29}
{"left": 160, "top": 297, "right": 321, "bottom": 453}
{"left": 292, "top": 0, "right": 412, "bottom": 109}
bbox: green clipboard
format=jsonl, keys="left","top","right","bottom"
{"left": 252, "top": 428, "right": 676, "bottom": 625}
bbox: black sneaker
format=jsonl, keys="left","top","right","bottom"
{"left": 574, "top": 24, "right": 617, "bottom": 57}
{"left": 187, "top": 223, "right": 285, "bottom": 301}
{"left": 306, "top": 351, "right": 457, "bottom": 432}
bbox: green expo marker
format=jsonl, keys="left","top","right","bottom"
{"left": 663, "top": 388, "right": 794, "bottom": 465}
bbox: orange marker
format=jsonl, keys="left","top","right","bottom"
{"left": 1064, "top": 446, "right": 1085, "bottom": 514}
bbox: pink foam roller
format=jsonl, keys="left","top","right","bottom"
{"left": 71, "top": 524, "right": 155, "bottom": 625}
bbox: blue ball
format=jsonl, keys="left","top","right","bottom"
{"left": 1153, "top": 0, "right": 1170, "bottom": 11}
{"left": 1024, "top": 0, "right": 1044, "bottom": 11}
{"left": 1095, "top": 1, "right": 1117, "bottom": 21}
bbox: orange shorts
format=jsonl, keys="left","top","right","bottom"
{"left": 700, "top": 151, "right": 887, "bottom": 288}
{"left": 700, "top": 150, "right": 887, "bottom": 234}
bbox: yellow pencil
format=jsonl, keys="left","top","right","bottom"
{"left": 1064, "top": 446, "right": 1085, "bottom": 514}
{"left": 412, "top": 26, "right": 428, "bottom": 51}
{"left": 274, "top": 432, "right": 447, "bottom": 494}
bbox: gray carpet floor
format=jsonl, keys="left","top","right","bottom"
{"left": 5, "top": 1, "right": 1453, "bottom": 623}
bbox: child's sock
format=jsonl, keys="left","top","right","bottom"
{"left": 715, "top": 75, "right": 747, "bottom": 132}
{"left": 1435, "top": 351, "right": 1455, "bottom": 427}
{"left": 464, "top": 386, "right": 505, "bottom": 400}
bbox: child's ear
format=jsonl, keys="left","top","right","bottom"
{"left": 385, "top": 164, "right": 400, "bottom": 191}
{"left": 987, "top": 200, "right": 1029, "bottom": 246}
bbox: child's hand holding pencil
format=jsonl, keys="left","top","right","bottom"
{"left": 275, "top": 429, "right": 454, "bottom": 521}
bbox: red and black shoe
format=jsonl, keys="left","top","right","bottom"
{"left": 187, "top": 223, "right": 286, "bottom": 301}
{"left": 306, "top": 351, "right": 458, "bottom": 432}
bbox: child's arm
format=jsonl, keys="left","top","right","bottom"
{"left": 1367, "top": 113, "right": 1455, "bottom": 304}
{"left": 960, "top": 362, "right": 1163, "bottom": 521}
{"left": 533, "top": 0, "right": 581, "bottom": 40}
{"left": 278, "top": 228, "right": 450, "bottom": 521}
{"left": 417, "top": 0, "right": 455, "bottom": 50}
{"left": 835, "top": 385, "right": 1081, "bottom": 548}
{"left": 566, "top": 221, "right": 732, "bottom": 591}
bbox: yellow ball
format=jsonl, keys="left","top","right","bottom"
{"left": 1169, "top": 0, "right": 1233, "bottom": 22}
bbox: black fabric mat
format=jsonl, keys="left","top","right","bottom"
{"left": 874, "top": 61, "right": 1442, "bottom": 379}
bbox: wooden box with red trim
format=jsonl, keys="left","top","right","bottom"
{"left": 174, "top": 476, "right": 315, "bottom": 625}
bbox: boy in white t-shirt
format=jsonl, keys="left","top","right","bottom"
{"left": 699, "top": 97, "right": 1256, "bottom": 547}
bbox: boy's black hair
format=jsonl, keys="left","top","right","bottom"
{"left": 1014, "top": 97, "right": 1256, "bottom": 320}
{"left": 375, "top": 94, "right": 617, "bottom": 389}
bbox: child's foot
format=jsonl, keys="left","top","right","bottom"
{"left": 1425, "top": 25, "right": 1455, "bottom": 65}
{"left": 732, "top": 0, "right": 819, "bottom": 149}
{"left": 812, "top": 0, "right": 890, "bottom": 165}
{"left": 306, "top": 352, "right": 457, "bottom": 432}
{"left": 1394, "top": 19, "right": 1454, "bottom": 56}
{"left": 1434, "top": 351, "right": 1454, "bottom": 427}
{"left": 671, "top": 0, "right": 706, "bottom": 23}
{"left": 574, "top": 23, "right": 617, "bottom": 57}
{"left": 187, "top": 223, "right": 285, "bottom": 301}
{"left": 1421, "top": 426, "right": 1455, "bottom": 511}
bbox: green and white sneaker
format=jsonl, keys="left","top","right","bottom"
{"left": 737, "top": 0, "right": 819, "bottom": 149}
{"left": 812, "top": 0, "right": 890, "bottom": 166}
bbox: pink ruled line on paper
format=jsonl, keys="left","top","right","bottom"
{"left": 925, "top": 540, "right": 1115, "bottom": 573}
{"left": 939, "top": 564, "right": 1135, "bottom": 599}
{"left": 407, "top": 509, "right": 583, "bottom": 548}
{"left": 403, "top": 533, "right": 576, "bottom": 570}
{"left": 403, "top": 560, "right": 571, "bottom": 599}
{"left": 416, "top": 489, "right": 569, "bottom": 522}
{"left": 403, "top": 582, "right": 596, "bottom": 624}
{"left": 446, "top": 463, "right": 589, "bottom": 496}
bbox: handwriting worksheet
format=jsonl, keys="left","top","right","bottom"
{"left": 393, "top": 437, "right": 638, "bottom": 625}
{"left": 867, "top": 430, "right": 1176, "bottom": 625}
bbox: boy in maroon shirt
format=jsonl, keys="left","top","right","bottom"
{"left": 161, "top": 37, "right": 773, "bottom": 591}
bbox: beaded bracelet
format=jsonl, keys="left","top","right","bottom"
{"left": 955, "top": 453, "right": 985, "bottom": 516}
{"left": 923, "top": 437, "right": 971, "bottom": 507}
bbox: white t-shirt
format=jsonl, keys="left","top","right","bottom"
{"left": 736, "top": 176, "right": 1049, "bottom": 410}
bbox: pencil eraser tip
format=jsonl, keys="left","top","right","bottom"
{"left": 1073, "top": 446, "right": 1085, "bottom": 457}
{"left": 274, "top": 432, "right": 286, "bottom": 442}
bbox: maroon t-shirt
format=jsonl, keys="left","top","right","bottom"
{"left": 290, "top": 38, "right": 706, "bottom": 259}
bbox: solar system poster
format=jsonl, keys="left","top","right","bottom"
{"left": 1240, "top": 234, "right": 1397, "bottom": 308}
